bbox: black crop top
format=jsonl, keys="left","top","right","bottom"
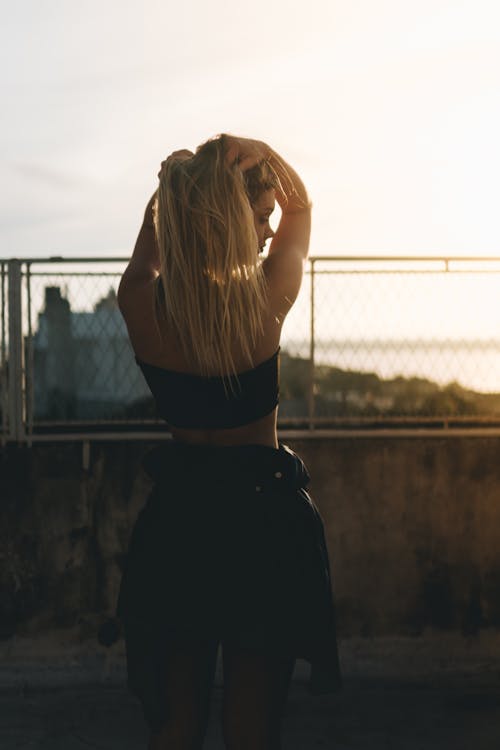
{"left": 135, "top": 347, "right": 280, "bottom": 429}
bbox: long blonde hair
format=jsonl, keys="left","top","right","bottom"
{"left": 153, "top": 134, "right": 277, "bottom": 397}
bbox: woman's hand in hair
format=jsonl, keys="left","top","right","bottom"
{"left": 158, "top": 149, "right": 194, "bottom": 178}
{"left": 223, "top": 135, "right": 269, "bottom": 172}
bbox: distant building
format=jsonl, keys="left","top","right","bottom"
{"left": 33, "top": 287, "right": 150, "bottom": 420}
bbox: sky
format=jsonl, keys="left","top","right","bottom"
{"left": 1, "top": 0, "right": 500, "bottom": 259}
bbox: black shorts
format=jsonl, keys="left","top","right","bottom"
{"left": 116, "top": 440, "right": 342, "bottom": 728}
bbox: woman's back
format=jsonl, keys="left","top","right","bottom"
{"left": 119, "top": 260, "right": 293, "bottom": 448}
{"left": 118, "top": 135, "right": 311, "bottom": 448}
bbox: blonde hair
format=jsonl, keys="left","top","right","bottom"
{"left": 153, "top": 134, "right": 274, "bottom": 397}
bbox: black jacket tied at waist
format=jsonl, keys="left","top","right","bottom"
{"left": 141, "top": 440, "right": 312, "bottom": 494}
{"left": 118, "top": 439, "right": 343, "bottom": 696}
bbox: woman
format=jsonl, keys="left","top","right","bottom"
{"left": 115, "top": 134, "right": 342, "bottom": 750}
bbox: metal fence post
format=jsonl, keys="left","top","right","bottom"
{"left": 7, "top": 260, "right": 25, "bottom": 443}
{"left": 1, "top": 262, "right": 7, "bottom": 446}
{"left": 25, "top": 262, "right": 34, "bottom": 445}
{"left": 308, "top": 258, "right": 315, "bottom": 429}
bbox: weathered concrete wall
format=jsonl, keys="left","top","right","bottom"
{"left": 1, "top": 437, "right": 500, "bottom": 643}
{"left": 294, "top": 437, "right": 500, "bottom": 638}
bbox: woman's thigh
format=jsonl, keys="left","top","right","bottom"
{"left": 136, "top": 632, "right": 219, "bottom": 750}
{"left": 221, "top": 641, "right": 296, "bottom": 750}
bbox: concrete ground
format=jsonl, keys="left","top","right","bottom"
{"left": 1, "top": 630, "right": 500, "bottom": 749}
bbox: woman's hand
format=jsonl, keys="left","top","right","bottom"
{"left": 158, "top": 149, "right": 194, "bottom": 178}
{"left": 223, "top": 135, "right": 269, "bottom": 172}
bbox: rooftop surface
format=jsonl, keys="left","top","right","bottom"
{"left": 1, "top": 631, "right": 500, "bottom": 749}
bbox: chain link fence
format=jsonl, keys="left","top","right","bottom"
{"left": 26, "top": 265, "right": 150, "bottom": 427}
{"left": 2, "top": 256, "right": 500, "bottom": 442}
{"left": 301, "top": 258, "right": 500, "bottom": 425}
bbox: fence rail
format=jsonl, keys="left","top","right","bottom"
{"left": 2, "top": 255, "right": 500, "bottom": 444}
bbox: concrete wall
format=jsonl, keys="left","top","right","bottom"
{"left": 1, "top": 436, "right": 500, "bottom": 643}
{"left": 295, "top": 437, "right": 500, "bottom": 638}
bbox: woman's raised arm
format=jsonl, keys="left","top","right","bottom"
{"left": 223, "top": 134, "right": 312, "bottom": 320}
{"left": 265, "top": 145, "right": 311, "bottom": 261}
{"left": 117, "top": 192, "right": 159, "bottom": 314}
{"left": 120, "top": 150, "right": 195, "bottom": 290}
{"left": 224, "top": 135, "right": 312, "bottom": 260}
{"left": 131, "top": 192, "right": 160, "bottom": 273}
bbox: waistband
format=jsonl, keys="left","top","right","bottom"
{"left": 141, "top": 440, "right": 311, "bottom": 491}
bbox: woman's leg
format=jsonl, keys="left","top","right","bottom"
{"left": 147, "top": 636, "right": 219, "bottom": 750}
{"left": 221, "top": 641, "right": 296, "bottom": 750}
